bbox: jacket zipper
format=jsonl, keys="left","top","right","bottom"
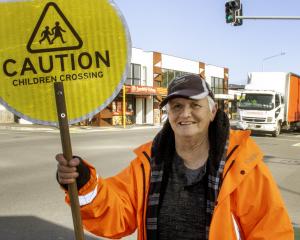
{"left": 226, "top": 145, "right": 239, "bottom": 161}
{"left": 141, "top": 163, "right": 146, "bottom": 240}
{"left": 217, "top": 144, "right": 239, "bottom": 193}
{"left": 222, "top": 145, "right": 239, "bottom": 181}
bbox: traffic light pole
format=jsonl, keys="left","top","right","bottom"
{"left": 225, "top": 0, "right": 300, "bottom": 26}
{"left": 236, "top": 16, "right": 300, "bottom": 20}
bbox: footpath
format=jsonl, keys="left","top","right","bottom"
{"left": 0, "top": 123, "right": 162, "bottom": 133}
{"left": 0, "top": 120, "right": 239, "bottom": 133}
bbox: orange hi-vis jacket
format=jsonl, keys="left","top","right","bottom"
{"left": 65, "top": 130, "right": 294, "bottom": 239}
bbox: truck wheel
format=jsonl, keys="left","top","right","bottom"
{"left": 272, "top": 122, "right": 281, "bottom": 137}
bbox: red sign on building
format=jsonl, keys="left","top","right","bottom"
{"left": 125, "top": 85, "right": 157, "bottom": 95}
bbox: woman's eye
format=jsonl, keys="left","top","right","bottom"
{"left": 192, "top": 103, "right": 201, "bottom": 108}
{"left": 171, "top": 104, "right": 182, "bottom": 111}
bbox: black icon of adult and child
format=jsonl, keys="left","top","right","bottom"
{"left": 39, "top": 21, "right": 66, "bottom": 45}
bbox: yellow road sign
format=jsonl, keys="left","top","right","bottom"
{"left": 0, "top": 0, "right": 131, "bottom": 125}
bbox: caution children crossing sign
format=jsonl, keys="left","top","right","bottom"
{"left": 0, "top": 0, "right": 131, "bottom": 125}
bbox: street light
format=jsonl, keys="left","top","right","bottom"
{"left": 261, "top": 52, "right": 286, "bottom": 71}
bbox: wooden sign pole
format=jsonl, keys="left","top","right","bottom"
{"left": 54, "top": 82, "right": 85, "bottom": 240}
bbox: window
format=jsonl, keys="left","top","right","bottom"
{"left": 275, "top": 94, "right": 280, "bottom": 107}
{"left": 239, "top": 93, "right": 274, "bottom": 110}
{"left": 162, "top": 69, "right": 174, "bottom": 88}
{"left": 154, "top": 80, "right": 161, "bottom": 87}
{"left": 126, "top": 63, "right": 141, "bottom": 85}
{"left": 211, "top": 77, "right": 224, "bottom": 94}
{"left": 142, "top": 66, "right": 147, "bottom": 86}
{"left": 162, "top": 69, "right": 189, "bottom": 88}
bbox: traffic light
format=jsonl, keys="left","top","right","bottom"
{"left": 225, "top": 1, "right": 235, "bottom": 23}
{"left": 225, "top": 0, "right": 242, "bottom": 25}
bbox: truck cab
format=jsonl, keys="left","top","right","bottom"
{"left": 237, "top": 90, "right": 284, "bottom": 137}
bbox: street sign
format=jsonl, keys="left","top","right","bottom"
{"left": 0, "top": 0, "right": 131, "bottom": 125}
{"left": 0, "top": 1, "right": 131, "bottom": 239}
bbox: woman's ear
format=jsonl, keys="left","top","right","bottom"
{"left": 210, "top": 104, "right": 217, "bottom": 122}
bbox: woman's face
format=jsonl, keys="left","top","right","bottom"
{"left": 167, "top": 97, "right": 216, "bottom": 140}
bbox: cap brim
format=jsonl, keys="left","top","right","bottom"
{"left": 160, "top": 90, "right": 209, "bottom": 108}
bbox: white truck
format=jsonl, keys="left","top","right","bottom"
{"left": 237, "top": 72, "right": 300, "bottom": 137}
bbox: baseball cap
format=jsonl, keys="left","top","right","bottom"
{"left": 160, "top": 74, "right": 215, "bottom": 107}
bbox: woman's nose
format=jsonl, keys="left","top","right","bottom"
{"left": 180, "top": 105, "right": 192, "bottom": 117}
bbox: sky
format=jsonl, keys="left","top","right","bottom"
{"left": 113, "top": 0, "right": 300, "bottom": 85}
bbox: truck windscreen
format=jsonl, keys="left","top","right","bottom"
{"left": 239, "top": 93, "right": 274, "bottom": 110}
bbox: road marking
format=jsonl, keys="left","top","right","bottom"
{"left": 265, "top": 158, "right": 300, "bottom": 165}
{"left": 278, "top": 138, "right": 299, "bottom": 142}
{"left": 254, "top": 137, "right": 299, "bottom": 142}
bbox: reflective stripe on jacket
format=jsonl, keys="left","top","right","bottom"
{"left": 64, "top": 130, "right": 294, "bottom": 239}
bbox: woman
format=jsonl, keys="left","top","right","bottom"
{"left": 56, "top": 74, "right": 294, "bottom": 239}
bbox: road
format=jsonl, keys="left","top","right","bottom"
{"left": 0, "top": 126, "right": 299, "bottom": 239}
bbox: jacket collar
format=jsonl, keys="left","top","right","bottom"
{"left": 133, "top": 141, "right": 152, "bottom": 160}
{"left": 224, "top": 129, "right": 251, "bottom": 173}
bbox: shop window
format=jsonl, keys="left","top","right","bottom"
{"left": 111, "top": 95, "right": 135, "bottom": 125}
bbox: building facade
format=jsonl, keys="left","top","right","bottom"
{"left": 90, "top": 48, "right": 230, "bottom": 126}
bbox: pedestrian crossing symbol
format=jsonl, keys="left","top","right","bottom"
{"left": 27, "top": 2, "right": 83, "bottom": 53}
